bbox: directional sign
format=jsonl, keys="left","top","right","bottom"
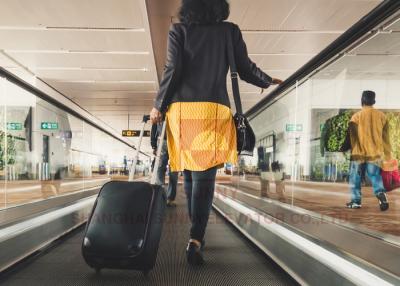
{"left": 122, "top": 130, "right": 151, "bottom": 137}
{"left": 7, "top": 122, "right": 23, "bottom": 130}
{"left": 286, "top": 124, "right": 303, "bottom": 132}
{"left": 41, "top": 122, "right": 59, "bottom": 130}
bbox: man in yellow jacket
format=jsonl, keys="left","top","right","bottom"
{"left": 347, "top": 90, "right": 391, "bottom": 211}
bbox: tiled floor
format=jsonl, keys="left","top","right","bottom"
{"left": 226, "top": 177, "right": 400, "bottom": 237}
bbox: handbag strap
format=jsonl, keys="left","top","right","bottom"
{"left": 226, "top": 24, "right": 243, "bottom": 116}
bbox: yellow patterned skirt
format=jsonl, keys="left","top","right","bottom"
{"left": 166, "top": 102, "right": 238, "bottom": 172}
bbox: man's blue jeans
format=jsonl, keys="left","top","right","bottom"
{"left": 349, "top": 161, "right": 386, "bottom": 203}
{"left": 155, "top": 141, "right": 178, "bottom": 201}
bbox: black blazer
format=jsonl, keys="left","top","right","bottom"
{"left": 154, "top": 22, "right": 272, "bottom": 112}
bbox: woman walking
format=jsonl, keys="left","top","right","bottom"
{"left": 150, "top": 0, "right": 282, "bottom": 265}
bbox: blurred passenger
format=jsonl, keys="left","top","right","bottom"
{"left": 150, "top": 122, "right": 178, "bottom": 207}
{"left": 150, "top": 0, "right": 282, "bottom": 265}
{"left": 123, "top": 155, "right": 128, "bottom": 175}
{"left": 346, "top": 90, "right": 391, "bottom": 211}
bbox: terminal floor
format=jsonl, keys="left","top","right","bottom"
{"left": 226, "top": 177, "right": 400, "bottom": 237}
{"left": 0, "top": 175, "right": 140, "bottom": 208}
{"left": 0, "top": 188, "right": 296, "bottom": 286}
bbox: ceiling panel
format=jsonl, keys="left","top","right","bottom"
{"left": 243, "top": 33, "right": 340, "bottom": 54}
{"left": 65, "top": 91, "right": 157, "bottom": 99}
{"left": 387, "top": 19, "right": 400, "bottom": 31}
{"left": 85, "top": 106, "right": 152, "bottom": 112}
{"left": 230, "top": 0, "right": 382, "bottom": 30}
{"left": 313, "top": 54, "right": 400, "bottom": 80}
{"left": 34, "top": 69, "right": 154, "bottom": 82}
{"left": 251, "top": 54, "right": 314, "bottom": 70}
{"left": 0, "top": 53, "right": 18, "bottom": 68}
{"left": 7, "top": 52, "right": 151, "bottom": 69}
{"left": 280, "top": 0, "right": 382, "bottom": 31}
{"left": 351, "top": 33, "right": 400, "bottom": 55}
{"left": 327, "top": 55, "right": 400, "bottom": 72}
{"left": 75, "top": 98, "right": 156, "bottom": 106}
{"left": 93, "top": 114, "right": 149, "bottom": 121}
{"left": 230, "top": 0, "right": 299, "bottom": 30}
{"left": 49, "top": 81, "right": 157, "bottom": 92}
{"left": 0, "top": 30, "right": 149, "bottom": 51}
{"left": 0, "top": 0, "right": 143, "bottom": 28}
{"left": 90, "top": 110, "right": 151, "bottom": 118}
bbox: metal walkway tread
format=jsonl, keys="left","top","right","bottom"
{"left": 0, "top": 190, "right": 297, "bottom": 286}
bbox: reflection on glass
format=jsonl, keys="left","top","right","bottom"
{"left": 0, "top": 78, "right": 5, "bottom": 208}
{"left": 0, "top": 77, "right": 140, "bottom": 211}
{"left": 230, "top": 15, "right": 400, "bottom": 238}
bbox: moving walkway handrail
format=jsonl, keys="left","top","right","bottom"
{"left": 246, "top": 0, "right": 400, "bottom": 119}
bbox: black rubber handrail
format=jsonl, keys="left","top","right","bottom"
{"left": 246, "top": 0, "right": 400, "bottom": 119}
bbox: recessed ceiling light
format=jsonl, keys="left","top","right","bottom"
{"left": 5, "top": 50, "right": 150, "bottom": 55}
{"left": 33, "top": 67, "right": 148, "bottom": 71}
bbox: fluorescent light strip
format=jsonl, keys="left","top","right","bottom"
{"left": 219, "top": 195, "right": 394, "bottom": 286}
{"left": 249, "top": 53, "right": 316, "bottom": 56}
{"left": 242, "top": 30, "right": 344, "bottom": 34}
{"left": 227, "top": 69, "right": 295, "bottom": 72}
{"left": 0, "top": 197, "right": 96, "bottom": 242}
{"left": 67, "top": 89, "right": 157, "bottom": 92}
{"left": 5, "top": 50, "right": 149, "bottom": 55}
{"left": 0, "top": 26, "right": 145, "bottom": 32}
{"left": 34, "top": 67, "right": 149, "bottom": 72}
{"left": 52, "top": 80, "right": 155, "bottom": 84}
{"left": 68, "top": 90, "right": 157, "bottom": 94}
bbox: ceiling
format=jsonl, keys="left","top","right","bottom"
{"left": 0, "top": 0, "right": 383, "bottom": 153}
{"left": 313, "top": 15, "right": 400, "bottom": 80}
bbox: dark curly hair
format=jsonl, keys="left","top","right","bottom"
{"left": 178, "top": 0, "right": 230, "bottom": 24}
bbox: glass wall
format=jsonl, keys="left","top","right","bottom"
{"left": 0, "top": 76, "right": 147, "bottom": 209}
{"left": 230, "top": 16, "right": 400, "bottom": 238}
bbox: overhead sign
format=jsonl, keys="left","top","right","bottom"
{"left": 122, "top": 130, "right": 151, "bottom": 137}
{"left": 41, "top": 122, "right": 59, "bottom": 130}
{"left": 7, "top": 122, "right": 23, "bottom": 130}
{"left": 286, "top": 124, "right": 303, "bottom": 132}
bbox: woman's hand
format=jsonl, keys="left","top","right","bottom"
{"left": 271, "top": 78, "right": 283, "bottom": 85}
{"left": 261, "top": 78, "right": 284, "bottom": 93}
{"left": 150, "top": 107, "right": 163, "bottom": 124}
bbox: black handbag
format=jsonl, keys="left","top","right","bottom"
{"left": 226, "top": 26, "right": 256, "bottom": 156}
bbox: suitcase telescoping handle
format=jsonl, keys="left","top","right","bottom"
{"left": 150, "top": 120, "right": 166, "bottom": 185}
{"left": 128, "top": 115, "right": 166, "bottom": 184}
{"left": 128, "top": 115, "right": 150, "bottom": 181}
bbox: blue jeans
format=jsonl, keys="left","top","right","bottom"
{"left": 155, "top": 141, "right": 178, "bottom": 201}
{"left": 349, "top": 161, "right": 386, "bottom": 203}
{"left": 184, "top": 167, "right": 218, "bottom": 242}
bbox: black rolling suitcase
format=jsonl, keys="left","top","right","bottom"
{"left": 82, "top": 115, "right": 166, "bottom": 275}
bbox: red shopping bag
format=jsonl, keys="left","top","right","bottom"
{"left": 381, "top": 159, "right": 400, "bottom": 192}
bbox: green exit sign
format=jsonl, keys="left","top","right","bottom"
{"left": 7, "top": 122, "right": 22, "bottom": 130}
{"left": 286, "top": 124, "right": 303, "bottom": 132}
{"left": 41, "top": 122, "right": 59, "bottom": 130}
